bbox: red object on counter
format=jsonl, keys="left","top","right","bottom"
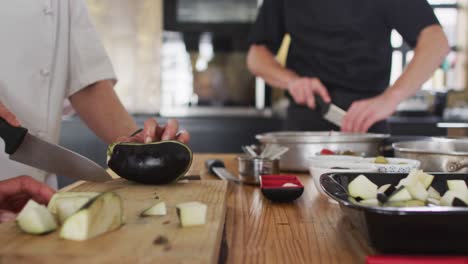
{"left": 366, "top": 256, "right": 468, "bottom": 264}
{"left": 320, "top": 148, "right": 335, "bottom": 155}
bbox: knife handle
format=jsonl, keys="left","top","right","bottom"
{"left": 205, "top": 159, "right": 225, "bottom": 174}
{"left": 315, "top": 95, "right": 330, "bottom": 116}
{"left": 0, "top": 117, "right": 28, "bottom": 155}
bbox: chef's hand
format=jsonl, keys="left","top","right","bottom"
{"left": 0, "top": 101, "right": 20, "bottom": 127}
{"left": 342, "top": 92, "right": 399, "bottom": 133}
{"left": 287, "top": 77, "right": 331, "bottom": 109}
{"left": 0, "top": 176, "right": 55, "bottom": 223}
{"left": 117, "top": 118, "right": 190, "bottom": 144}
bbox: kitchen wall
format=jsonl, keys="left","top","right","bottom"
{"left": 86, "top": 0, "right": 163, "bottom": 113}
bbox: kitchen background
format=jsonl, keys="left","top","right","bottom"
{"left": 59, "top": 0, "right": 468, "bottom": 186}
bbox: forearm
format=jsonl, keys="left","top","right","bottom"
{"left": 69, "top": 80, "right": 138, "bottom": 144}
{"left": 247, "top": 45, "right": 299, "bottom": 89}
{"left": 385, "top": 25, "right": 450, "bottom": 102}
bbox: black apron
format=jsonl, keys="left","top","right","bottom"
{"left": 284, "top": 89, "right": 390, "bottom": 134}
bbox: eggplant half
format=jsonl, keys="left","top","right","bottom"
{"left": 107, "top": 141, "right": 193, "bottom": 185}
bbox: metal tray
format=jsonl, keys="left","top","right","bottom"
{"left": 320, "top": 172, "right": 468, "bottom": 254}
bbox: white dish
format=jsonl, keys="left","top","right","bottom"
{"left": 309, "top": 160, "right": 378, "bottom": 199}
{"left": 363, "top": 157, "right": 420, "bottom": 173}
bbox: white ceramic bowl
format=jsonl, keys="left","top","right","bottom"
{"left": 309, "top": 157, "right": 378, "bottom": 198}
{"left": 363, "top": 157, "right": 421, "bottom": 173}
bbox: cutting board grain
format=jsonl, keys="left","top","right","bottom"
{"left": 0, "top": 179, "right": 227, "bottom": 264}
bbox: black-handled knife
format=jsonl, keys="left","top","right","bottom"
{"left": 205, "top": 159, "right": 241, "bottom": 184}
{"left": 0, "top": 117, "right": 111, "bottom": 182}
{"left": 315, "top": 96, "right": 346, "bottom": 127}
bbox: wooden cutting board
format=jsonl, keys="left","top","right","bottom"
{"left": 0, "top": 179, "right": 228, "bottom": 264}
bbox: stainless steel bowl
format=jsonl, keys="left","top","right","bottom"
{"left": 393, "top": 138, "right": 468, "bottom": 173}
{"left": 256, "top": 131, "right": 389, "bottom": 171}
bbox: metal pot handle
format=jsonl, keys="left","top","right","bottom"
{"left": 446, "top": 160, "right": 468, "bottom": 172}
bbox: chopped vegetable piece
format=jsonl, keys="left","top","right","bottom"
{"left": 348, "top": 175, "right": 378, "bottom": 200}
{"left": 60, "top": 192, "right": 123, "bottom": 241}
{"left": 359, "top": 199, "right": 379, "bottom": 206}
{"left": 17, "top": 200, "right": 57, "bottom": 235}
{"left": 440, "top": 191, "right": 468, "bottom": 207}
{"left": 320, "top": 149, "right": 335, "bottom": 155}
{"left": 176, "top": 202, "right": 207, "bottom": 227}
{"left": 387, "top": 187, "right": 412, "bottom": 203}
{"left": 374, "top": 156, "right": 389, "bottom": 164}
{"left": 282, "top": 183, "right": 299, "bottom": 188}
{"left": 428, "top": 187, "right": 441, "bottom": 200}
{"left": 447, "top": 180, "right": 468, "bottom": 197}
{"left": 55, "top": 196, "right": 94, "bottom": 224}
{"left": 141, "top": 202, "right": 167, "bottom": 216}
{"left": 406, "top": 181, "right": 429, "bottom": 201}
{"left": 427, "top": 198, "right": 440, "bottom": 206}
{"left": 48, "top": 192, "right": 99, "bottom": 216}
{"left": 385, "top": 200, "right": 426, "bottom": 207}
{"left": 453, "top": 198, "right": 468, "bottom": 207}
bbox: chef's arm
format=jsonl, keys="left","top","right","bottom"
{"left": 247, "top": 45, "right": 298, "bottom": 90}
{"left": 247, "top": 45, "right": 331, "bottom": 108}
{"left": 342, "top": 24, "right": 449, "bottom": 132}
{"left": 69, "top": 80, "right": 138, "bottom": 144}
{"left": 69, "top": 81, "right": 190, "bottom": 144}
{"left": 383, "top": 25, "right": 450, "bottom": 103}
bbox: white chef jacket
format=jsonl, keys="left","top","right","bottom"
{"left": 0, "top": 0, "right": 116, "bottom": 189}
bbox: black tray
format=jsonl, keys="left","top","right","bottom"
{"left": 320, "top": 172, "right": 468, "bottom": 254}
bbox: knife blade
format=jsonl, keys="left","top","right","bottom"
{"left": 205, "top": 159, "right": 260, "bottom": 186}
{"left": 0, "top": 117, "right": 112, "bottom": 182}
{"left": 315, "top": 96, "right": 346, "bottom": 127}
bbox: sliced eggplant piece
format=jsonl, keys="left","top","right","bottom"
{"left": 17, "top": 200, "right": 57, "bottom": 235}
{"left": 378, "top": 184, "right": 396, "bottom": 196}
{"left": 55, "top": 196, "right": 94, "bottom": 224}
{"left": 427, "top": 197, "right": 440, "bottom": 206}
{"left": 418, "top": 172, "right": 434, "bottom": 189}
{"left": 406, "top": 181, "right": 429, "bottom": 201}
{"left": 358, "top": 199, "right": 379, "bottom": 206}
{"left": 447, "top": 180, "right": 468, "bottom": 197}
{"left": 60, "top": 192, "right": 123, "bottom": 241}
{"left": 348, "top": 175, "right": 378, "bottom": 200}
{"left": 387, "top": 187, "right": 412, "bottom": 203}
{"left": 386, "top": 200, "right": 426, "bottom": 207}
{"left": 48, "top": 192, "right": 100, "bottom": 215}
{"left": 440, "top": 191, "right": 468, "bottom": 207}
{"left": 452, "top": 197, "right": 468, "bottom": 207}
{"left": 176, "top": 201, "right": 207, "bottom": 227}
{"left": 428, "top": 187, "right": 441, "bottom": 200}
{"left": 107, "top": 141, "right": 193, "bottom": 185}
{"left": 141, "top": 202, "right": 167, "bottom": 216}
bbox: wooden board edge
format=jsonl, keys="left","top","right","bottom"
{"left": 210, "top": 181, "right": 228, "bottom": 264}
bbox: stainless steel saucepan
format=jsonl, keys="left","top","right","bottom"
{"left": 393, "top": 138, "right": 468, "bottom": 173}
{"left": 256, "top": 131, "right": 389, "bottom": 171}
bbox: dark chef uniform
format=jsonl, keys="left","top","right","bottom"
{"left": 249, "top": 0, "right": 440, "bottom": 133}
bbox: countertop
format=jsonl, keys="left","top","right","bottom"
{"left": 62, "top": 153, "right": 373, "bottom": 263}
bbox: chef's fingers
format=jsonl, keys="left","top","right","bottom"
{"left": 342, "top": 102, "right": 361, "bottom": 132}
{"left": 0, "top": 176, "right": 55, "bottom": 206}
{"left": 0, "top": 102, "right": 20, "bottom": 127}
{"left": 176, "top": 130, "right": 190, "bottom": 144}
{"left": 289, "top": 80, "right": 307, "bottom": 105}
{"left": 0, "top": 210, "right": 16, "bottom": 223}
{"left": 161, "top": 119, "right": 180, "bottom": 141}
{"left": 143, "top": 118, "right": 158, "bottom": 143}
{"left": 305, "top": 85, "right": 316, "bottom": 109}
{"left": 350, "top": 102, "right": 370, "bottom": 133}
{"left": 309, "top": 78, "right": 331, "bottom": 103}
{"left": 361, "top": 113, "right": 380, "bottom": 133}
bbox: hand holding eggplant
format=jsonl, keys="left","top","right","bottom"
{"left": 116, "top": 118, "right": 190, "bottom": 144}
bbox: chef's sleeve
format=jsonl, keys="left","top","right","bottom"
{"left": 67, "top": 0, "right": 117, "bottom": 97}
{"left": 384, "top": 0, "right": 441, "bottom": 48}
{"left": 248, "top": 0, "right": 286, "bottom": 54}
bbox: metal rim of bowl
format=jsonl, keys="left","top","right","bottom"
{"left": 256, "top": 131, "right": 390, "bottom": 144}
{"left": 393, "top": 137, "right": 468, "bottom": 156}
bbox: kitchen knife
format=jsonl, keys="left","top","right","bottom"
{"left": 0, "top": 118, "right": 112, "bottom": 182}
{"left": 205, "top": 159, "right": 242, "bottom": 184}
{"left": 315, "top": 96, "right": 346, "bottom": 127}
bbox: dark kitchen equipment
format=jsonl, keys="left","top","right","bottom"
{"left": 320, "top": 172, "right": 468, "bottom": 254}
{"left": 260, "top": 175, "right": 304, "bottom": 203}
